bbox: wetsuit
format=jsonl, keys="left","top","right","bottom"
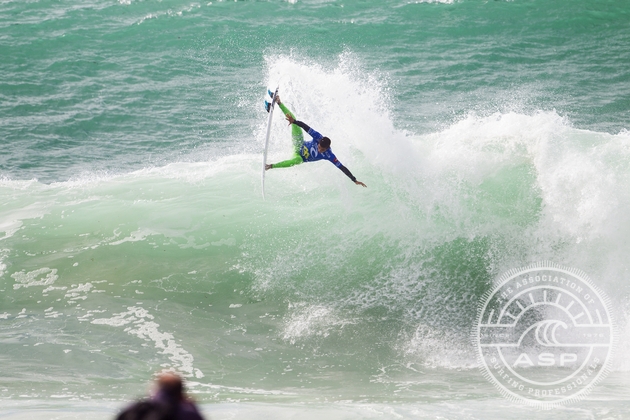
{"left": 271, "top": 103, "right": 358, "bottom": 183}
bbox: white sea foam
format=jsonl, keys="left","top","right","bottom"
{"left": 64, "top": 283, "right": 93, "bottom": 301}
{"left": 92, "top": 306, "right": 203, "bottom": 378}
{"left": 264, "top": 53, "right": 404, "bottom": 174}
{"left": 109, "top": 228, "right": 156, "bottom": 245}
{"left": 403, "top": 324, "right": 476, "bottom": 369}
{"left": 0, "top": 248, "right": 8, "bottom": 277}
{"left": 188, "top": 381, "right": 296, "bottom": 396}
{"left": 12, "top": 268, "right": 58, "bottom": 290}
{"left": 282, "top": 303, "right": 357, "bottom": 344}
{"left": 0, "top": 203, "right": 49, "bottom": 241}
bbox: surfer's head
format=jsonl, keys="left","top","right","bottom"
{"left": 318, "top": 137, "right": 331, "bottom": 152}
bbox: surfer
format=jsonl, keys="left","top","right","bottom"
{"left": 265, "top": 95, "right": 367, "bottom": 188}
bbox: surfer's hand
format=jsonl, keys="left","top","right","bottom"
{"left": 285, "top": 114, "right": 295, "bottom": 125}
{"left": 355, "top": 181, "right": 367, "bottom": 188}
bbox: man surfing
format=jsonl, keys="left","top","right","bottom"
{"left": 265, "top": 95, "right": 367, "bottom": 188}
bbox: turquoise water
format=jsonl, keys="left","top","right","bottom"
{"left": 1, "top": 0, "right": 630, "bottom": 418}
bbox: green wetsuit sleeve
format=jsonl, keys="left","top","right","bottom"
{"left": 271, "top": 154, "right": 303, "bottom": 168}
{"left": 277, "top": 103, "right": 294, "bottom": 119}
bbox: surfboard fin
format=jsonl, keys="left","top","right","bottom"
{"left": 264, "top": 88, "right": 278, "bottom": 113}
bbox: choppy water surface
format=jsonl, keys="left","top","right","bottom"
{"left": 1, "top": 0, "right": 629, "bottom": 418}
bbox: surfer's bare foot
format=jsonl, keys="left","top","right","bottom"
{"left": 275, "top": 95, "right": 281, "bottom": 104}
{"left": 265, "top": 164, "right": 273, "bottom": 170}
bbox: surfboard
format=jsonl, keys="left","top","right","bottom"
{"left": 261, "top": 86, "right": 278, "bottom": 199}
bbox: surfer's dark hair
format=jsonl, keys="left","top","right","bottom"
{"left": 320, "top": 137, "right": 331, "bottom": 149}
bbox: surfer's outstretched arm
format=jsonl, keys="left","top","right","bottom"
{"left": 285, "top": 115, "right": 318, "bottom": 138}
{"left": 337, "top": 165, "right": 367, "bottom": 187}
{"left": 285, "top": 116, "right": 327, "bottom": 144}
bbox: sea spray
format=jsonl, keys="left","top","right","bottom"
{"left": 2, "top": 0, "right": 630, "bottom": 416}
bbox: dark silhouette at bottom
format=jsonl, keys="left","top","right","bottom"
{"left": 116, "top": 373, "right": 205, "bottom": 420}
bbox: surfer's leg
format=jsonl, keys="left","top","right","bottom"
{"left": 271, "top": 154, "right": 303, "bottom": 168}
{"left": 278, "top": 102, "right": 296, "bottom": 120}
{"left": 278, "top": 103, "right": 304, "bottom": 155}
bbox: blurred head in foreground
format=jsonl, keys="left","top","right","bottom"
{"left": 154, "top": 372, "right": 185, "bottom": 402}
{"left": 115, "top": 372, "right": 205, "bottom": 420}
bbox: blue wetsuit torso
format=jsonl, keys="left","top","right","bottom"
{"left": 293, "top": 121, "right": 357, "bottom": 182}
{"left": 299, "top": 127, "right": 342, "bottom": 167}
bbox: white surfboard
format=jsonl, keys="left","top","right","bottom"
{"left": 261, "top": 86, "right": 278, "bottom": 199}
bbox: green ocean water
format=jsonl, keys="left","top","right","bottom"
{"left": 1, "top": 0, "right": 630, "bottom": 418}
